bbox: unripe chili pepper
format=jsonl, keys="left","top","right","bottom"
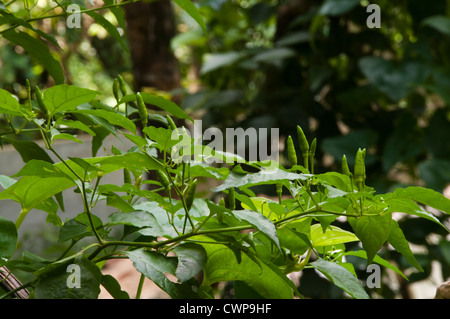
{"left": 296, "top": 125, "right": 309, "bottom": 170}
{"left": 34, "top": 86, "right": 48, "bottom": 117}
{"left": 286, "top": 135, "right": 297, "bottom": 166}
{"left": 185, "top": 179, "right": 197, "bottom": 211}
{"left": 228, "top": 187, "right": 236, "bottom": 210}
{"left": 135, "top": 174, "right": 143, "bottom": 189}
{"left": 136, "top": 92, "right": 148, "bottom": 127}
{"left": 123, "top": 168, "right": 132, "bottom": 185}
{"left": 113, "top": 78, "right": 120, "bottom": 101}
{"left": 309, "top": 138, "right": 317, "bottom": 173}
{"left": 354, "top": 148, "right": 366, "bottom": 191}
{"left": 166, "top": 115, "right": 177, "bottom": 131}
{"left": 276, "top": 183, "right": 283, "bottom": 203}
{"left": 156, "top": 170, "right": 171, "bottom": 190}
{"left": 117, "top": 74, "right": 127, "bottom": 95}
{"left": 341, "top": 154, "right": 351, "bottom": 176}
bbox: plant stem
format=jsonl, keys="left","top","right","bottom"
{"left": 135, "top": 274, "right": 145, "bottom": 299}
{"left": 15, "top": 208, "right": 29, "bottom": 230}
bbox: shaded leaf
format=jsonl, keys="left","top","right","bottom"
{"left": 388, "top": 220, "right": 423, "bottom": 271}
{"left": 3, "top": 30, "right": 64, "bottom": 84}
{"left": 199, "top": 239, "right": 294, "bottom": 299}
{"left": 0, "top": 216, "right": 17, "bottom": 266}
{"left": 231, "top": 209, "right": 280, "bottom": 250}
{"left": 311, "top": 258, "right": 370, "bottom": 299}
{"left": 126, "top": 249, "right": 198, "bottom": 298}
{"left": 349, "top": 213, "right": 392, "bottom": 264}
{"left": 173, "top": 243, "right": 206, "bottom": 283}
{"left": 101, "top": 275, "right": 130, "bottom": 299}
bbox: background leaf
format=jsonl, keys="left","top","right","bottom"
{"left": 311, "top": 258, "right": 370, "bottom": 299}
{"left": 3, "top": 30, "right": 64, "bottom": 84}
{"left": 0, "top": 216, "right": 18, "bottom": 266}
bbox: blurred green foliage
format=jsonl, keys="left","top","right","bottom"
{"left": 0, "top": 0, "right": 449, "bottom": 299}
{"left": 174, "top": 0, "right": 450, "bottom": 196}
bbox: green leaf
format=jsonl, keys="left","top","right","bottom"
{"left": 349, "top": 213, "right": 392, "bottom": 264}
{"left": 0, "top": 88, "right": 22, "bottom": 116}
{"left": 126, "top": 249, "right": 197, "bottom": 299}
{"left": 3, "top": 138, "right": 54, "bottom": 164}
{"left": 34, "top": 256, "right": 102, "bottom": 299}
{"left": 173, "top": 243, "right": 206, "bottom": 283}
{"left": 277, "top": 226, "right": 311, "bottom": 255}
{"left": 318, "top": 0, "right": 360, "bottom": 16}
{"left": 421, "top": 15, "right": 450, "bottom": 36}
{"left": 310, "top": 223, "right": 359, "bottom": 247}
{"left": 346, "top": 250, "right": 408, "bottom": 279}
{"left": 200, "top": 51, "right": 244, "bottom": 74}
{"left": 383, "top": 197, "right": 446, "bottom": 230}
{"left": 0, "top": 216, "right": 18, "bottom": 266}
{"left": 120, "top": 93, "right": 192, "bottom": 121}
{"left": 315, "top": 172, "right": 353, "bottom": 193}
{"left": 52, "top": 132, "right": 83, "bottom": 144}
{"left": 105, "top": 193, "right": 134, "bottom": 213}
{"left": 390, "top": 186, "right": 450, "bottom": 216}
{"left": 109, "top": 210, "right": 162, "bottom": 231}
{"left": 231, "top": 209, "right": 280, "bottom": 250}
{"left": 212, "top": 168, "right": 309, "bottom": 192}
{"left": 86, "top": 11, "right": 129, "bottom": 52}
{"left": 143, "top": 126, "right": 175, "bottom": 150}
{"left": 100, "top": 275, "right": 130, "bottom": 299}
{"left": 0, "top": 175, "right": 16, "bottom": 189}
{"left": 172, "top": 0, "right": 207, "bottom": 35}
{"left": 199, "top": 239, "right": 294, "bottom": 299}
{"left": 358, "top": 57, "right": 429, "bottom": 101}
{"left": 3, "top": 30, "right": 64, "bottom": 84}
{"left": 55, "top": 119, "right": 96, "bottom": 136}
{"left": 387, "top": 220, "right": 423, "bottom": 272}
{"left": 43, "top": 85, "right": 100, "bottom": 117}
{"left": 12, "top": 160, "right": 67, "bottom": 179}
{"left": 59, "top": 213, "right": 104, "bottom": 242}
{"left": 0, "top": 11, "right": 61, "bottom": 48}
{"left": 311, "top": 258, "right": 370, "bottom": 299}
{"left": 70, "top": 109, "right": 136, "bottom": 133}
{"left": 0, "top": 175, "right": 75, "bottom": 212}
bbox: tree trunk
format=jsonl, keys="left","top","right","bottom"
{"left": 123, "top": 0, "right": 181, "bottom": 99}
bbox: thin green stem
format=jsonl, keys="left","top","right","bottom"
{"left": 135, "top": 274, "right": 145, "bottom": 299}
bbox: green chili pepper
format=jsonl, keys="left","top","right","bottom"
{"left": 276, "top": 183, "right": 283, "bottom": 203}
{"left": 123, "top": 168, "right": 132, "bottom": 185}
{"left": 34, "top": 86, "right": 48, "bottom": 117}
{"left": 156, "top": 170, "right": 171, "bottom": 190}
{"left": 135, "top": 174, "right": 143, "bottom": 189}
{"left": 113, "top": 78, "right": 120, "bottom": 101}
{"left": 286, "top": 135, "right": 297, "bottom": 166}
{"left": 185, "top": 179, "right": 197, "bottom": 211}
{"left": 117, "top": 74, "right": 127, "bottom": 95}
{"left": 309, "top": 138, "right": 317, "bottom": 173}
{"left": 354, "top": 148, "right": 366, "bottom": 191}
{"left": 341, "top": 154, "right": 351, "bottom": 176}
{"left": 166, "top": 115, "right": 177, "bottom": 131}
{"left": 296, "top": 125, "right": 309, "bottom": 170}
{"left": 228, "top": 187, "right": 236, "bottom": 210}
{"left": 136, "top": 92, "right": 148, "bottom": 127}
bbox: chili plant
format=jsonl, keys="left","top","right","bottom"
{"left": 0, "top": 83, "right": 449, "bottom": 299}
